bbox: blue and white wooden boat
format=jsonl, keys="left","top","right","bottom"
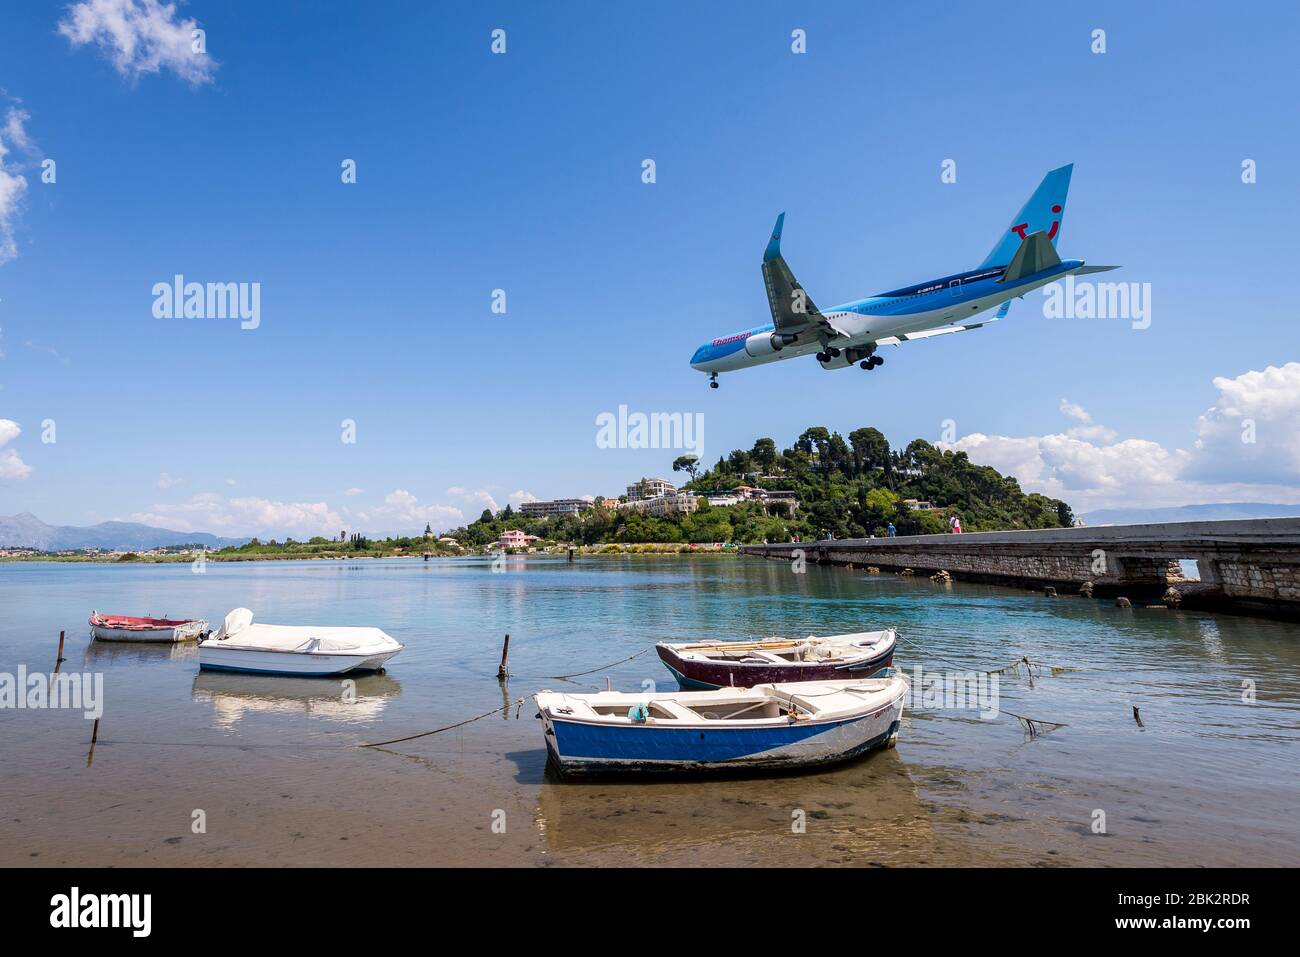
{"left": 534, "top": 676, "right": 906, "bottom": 777}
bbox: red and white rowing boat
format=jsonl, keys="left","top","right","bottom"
{"left": 88, "top": 612, "right": 209, "bottom": 643}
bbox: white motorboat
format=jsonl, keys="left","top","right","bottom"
{"left": 197, "top": 608, "right": 404, "bottom": 676}
{"left": 535, "top": 675, "right": 907, "bottom": 777}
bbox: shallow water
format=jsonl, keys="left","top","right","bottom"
{"left": 1, "top": 556, "right": 1297, "bottom": 867}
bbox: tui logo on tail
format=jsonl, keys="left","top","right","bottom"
{"left": 1012, "top": 204, "right": 1062, "bottom": 242}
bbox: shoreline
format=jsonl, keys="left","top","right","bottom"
{"left": 0, "top": 543, "right": 741, "bottom": 564}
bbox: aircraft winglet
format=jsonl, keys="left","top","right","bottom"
{"left": 1075, "top": 264, "right": 1121, "bottom": 275}
{"left": 764, "top": 213, "right": 785, "bottom": 263}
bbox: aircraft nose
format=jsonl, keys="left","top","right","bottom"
{"left": 690, "top": 343, "right": 710, "bottom": 367}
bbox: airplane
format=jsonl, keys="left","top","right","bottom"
{"left": 689, "top": 164, "right": 1117, "bottom": 388}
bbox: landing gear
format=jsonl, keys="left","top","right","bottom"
{"left": 708, "top": 373, "right": 719, "bottom": 389}
{"left": 859, "top": 355, "right": 884, "bottom": 371}
{"left": 816, "top": 343, "right": 841, "bottom": 364}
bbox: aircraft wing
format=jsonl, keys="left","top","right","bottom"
{"left": 874, "top": 318, "right": 999, "bottom": 348}
{"left": 761, "top": 213, "right": 845, "bottom": 340}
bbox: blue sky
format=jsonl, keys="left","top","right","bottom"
{"left": 1, "top": 0, "right": 1298, "bottom": 537}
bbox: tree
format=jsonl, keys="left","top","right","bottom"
{"left": 672, "top": 454, "right": 700, "bottom": 482}
{"left": 750, "top": 437, "right": 778, "bottom": 471}
{"left": 849, "top": 427, "right": 891, "bottom": 476}
{"left": 861, "top": 487, "right": 898, "bottom": 528}
{"left": 479, "top": 508, "right": 493, "bottom": 524}
{"left": 727, "top": 449, "right": 754, "bottom": 475}
{"left": 795, "top": 427, "right": 844, "bottom": 472}
{"left": 826, "top": 433, "right": 851, "bottom": 474}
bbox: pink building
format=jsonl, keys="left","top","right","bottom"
{"left": 496, "top": 529, "right": 540, "bottom": 549}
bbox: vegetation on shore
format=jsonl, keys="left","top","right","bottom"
{"left": 3, "top": 426, "right": 1072, "bottom": 562}
{"left": 447, "top": 426, "right": 1073, "bottom": 546}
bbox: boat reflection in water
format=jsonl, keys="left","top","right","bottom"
{"left": 84, "top": 638, "right": 199, "bottom": 666}
{"left": 191, "top": 672, "right": 401, "bottom": 729}
{"left": 529, "top": 723, "right": 950, "bottom": 865}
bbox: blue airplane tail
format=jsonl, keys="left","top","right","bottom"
{"left": 978, "top": 164, "right": 1073, "bottom": 269}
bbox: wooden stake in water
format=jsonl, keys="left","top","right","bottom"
{"left": 86, "top": 717, "right": 100, "bottom": 767}
{"left": 1132, "top": 705, "right": 1144, "bottom": 727}
{"left": 497, "top": 633, "right": 510, "bottom": 680}
{"left": 54, "top": 630, "right": 66, "bottom": 674}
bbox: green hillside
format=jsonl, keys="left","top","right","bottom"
{"left": 449, "top": 426, "right": 1073, "bottom": 546}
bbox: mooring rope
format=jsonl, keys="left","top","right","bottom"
{"left": 518, "top": 646, "right": 652, "bottom": 681}
{"left": 358, "top": 697, "right": 526, "bottom": 749}
{"left": 892, "top": 632, "right": 1069, "bottom": 734}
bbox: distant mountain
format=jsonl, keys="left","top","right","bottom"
{"left": 1081, "top": 503, "right": 1300, "bottom": 526}
{"left": 0, "top": 513, "right": 249, "bottom": 551}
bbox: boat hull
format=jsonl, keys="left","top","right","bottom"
{"left": 656, "top": 642, "right": 894, "bottom": 690}
{"left": 541, "top": 690, "right": 905, "bottom": 778}
{"left": 197, "top": 646, "right": 401, "bottom": 676}
{"left": 89, "top": 617, "right": 207, "bottom": 643}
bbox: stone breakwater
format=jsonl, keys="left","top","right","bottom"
{"left": 740, "top": 517, "right": 1300, "bottom": 619}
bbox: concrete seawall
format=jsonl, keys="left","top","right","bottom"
{"left": 739, "top": 517, "right": 1300, "bottom": 618}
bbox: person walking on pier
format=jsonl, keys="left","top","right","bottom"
{"left": 887, "top": 522, "right": 897, "bottom": 537}
{"left": 949, "top": 514, "right": 963, "bottom": 534}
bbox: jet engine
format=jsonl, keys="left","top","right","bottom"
{"left": 744, "top": 332, "right": 798, "bottom": 357}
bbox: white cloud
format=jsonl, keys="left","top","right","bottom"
{"left": 124, "top": 486, "right": 472, "bottom": 539}
{"left": 344, "top": 487, "right": 363, "bottom": 497}
{"left": 2, "top": 109, "right": 32, "bottom": 154}
{"left": 0, "top": 107, "right": 32, "bottom": 266}
{"left": 58, "top": 0, "right": 217, "bottom": 85}
{"left": 1187, "top": 362, "right": 1300, "bottom": 486}
{"left": 352, "top": 489, "right": 463, "bottom": 534}
{"left": 444, "top": 486, "right": 537, "bottom": 515}
{"left": 446, "top": 485, "right": 500, "bottom": 514}
{"left": 1053, "top": 399, "right": 1117, "bottom": 443}
{"left": 126, "top": 493, "right": 343, "bottom": 538}
{"left": 1059, "top": 399, "right": 1091, "bottom": 423}
{"left": 939, "top": 364, "right": 1300, "bottom": 512}
{"left": 157, "top": 471, "right": 182, "bottom": 489}
{"left": 0, "top": 418, "right": 32, "bottom": 479}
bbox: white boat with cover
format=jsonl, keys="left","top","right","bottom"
{"left": 535, "top": 676, "right": 907, "bottom": 777}
{"left": 198, "top": 608, "right": 404, "bottom": 676}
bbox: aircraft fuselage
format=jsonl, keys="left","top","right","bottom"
{"left": 690, "top": 259, "right": 1083, "bottom": 374}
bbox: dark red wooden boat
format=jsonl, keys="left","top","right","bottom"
{"left": 88, "top": 612, "right": 208, "bottom": 643}
{"left": 656, "top": 630, "right": 896, "bottom": 689}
